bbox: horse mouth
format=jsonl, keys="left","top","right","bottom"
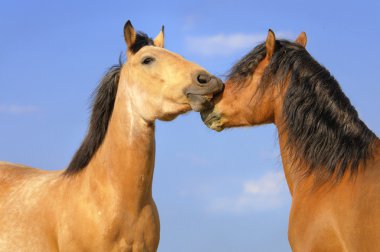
{"left": 187, "top": 93, "right": 214, "bottom": 112}
{"left": 200, "top": 109, "right": 224, "bottom": 132}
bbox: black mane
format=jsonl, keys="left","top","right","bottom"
{"left": 65, "top": 32, "right": 154, "bottom": 175}
{"left": 130, "top": 32, "right": 154, "bottom": 54}
{"left": 64, "top": 63, "right": 121, "bottom": 175}
{"left": 229, "top": 40, "right": 378, "bottom": 181}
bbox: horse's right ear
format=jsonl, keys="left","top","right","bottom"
{"left": 153, "top": 26, "right": 165, "bottom": 48}
{"left": 295, "top": 32, "right": 307, "bottom": 48}
{"left": 124, "top": 20, "right": 136, "bottom": 51}
{"left": 265, "top": 29, "right": 276, "bottom": 59}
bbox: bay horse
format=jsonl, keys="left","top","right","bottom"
{"left": 202, "top": 30, "right": 380, "bottom": 251}
{"left": 0, "top": 21, "right": 223, "bottom": 251}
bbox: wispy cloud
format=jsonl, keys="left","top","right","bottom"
{"left": 207, "top": 170, "right": 289, "bottom": 213}
{"left": 185, "top": 32, "right": 293, "bottom": 57}
{"left": 0, "top": 104, "right": 40, "bottom": 114}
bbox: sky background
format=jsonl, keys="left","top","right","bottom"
{"left": 1, "top": 1, "right": 379, "bottom": 251}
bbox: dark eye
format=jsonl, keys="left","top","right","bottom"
{"left": 141, "top": 57, "right": 155, "bottom": 65}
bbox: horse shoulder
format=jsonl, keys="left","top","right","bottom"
{"left": 0, "top": 162, "right": 62, "bottom": 251}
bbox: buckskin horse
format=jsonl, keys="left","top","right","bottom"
{"left": 0, "top": 21, "right": 223, "bottom": 251}
{"left": 202, "top": 30, "right": 380, "bottom": 251}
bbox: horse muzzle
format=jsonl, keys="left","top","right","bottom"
{"left": 200, "top": 109, "right": 224, "bottom": 132}
{"left": 185, "top": 74, "right": 224, "bottom": 112}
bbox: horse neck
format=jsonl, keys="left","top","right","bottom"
{"left": 275, "top": 123, "right": 332, "bottom": 195}
{"left": 85, "top": 79, "right": 156, "bottom": 210}
{"left": 275, "top": 128, "right": 302, "bottom": 195}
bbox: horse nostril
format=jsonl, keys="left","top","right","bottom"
{"left": 197, "top": 73, "right": 211, "bottom": 85}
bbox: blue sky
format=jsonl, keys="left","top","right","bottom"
{"left": 1, "top": 1, "right": 379, "bottom": 251}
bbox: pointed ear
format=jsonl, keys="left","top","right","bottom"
{"left": 153, "top": 26, "right": 165, "bottom": 48}
{"left": 124, "top": 20, "right": 136, "bottom": 51}
{"left": 295, "top": 32, "right": 307, "bottom": 47}
{"left": 266, "top": 29, "right": 276, "bottom": 59}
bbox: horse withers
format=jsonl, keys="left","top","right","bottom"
{"left": 202, "top": 30, "right": 380, "bottom": 251}
{"left": 0, "top": 21, "right": 223, "bottom": 252}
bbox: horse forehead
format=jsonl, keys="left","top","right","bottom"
{"left": 139, "top": 46, "right": 186, "bottom": 62}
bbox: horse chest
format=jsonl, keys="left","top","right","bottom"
{"left": 61, "top": 203, "right": 160, "bottom": 252}
{"left": 115, "top": 203, "right": 160, "bottom": 251}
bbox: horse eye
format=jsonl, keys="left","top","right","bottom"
{"left": 142, "top": 57, "right": 155, "bottom": 65}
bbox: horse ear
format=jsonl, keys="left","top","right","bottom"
{"left": 266, "top": 29, "right": 276, "bottom": 59}
{"left": 295, "top": 32, "right": 307, "bottom": 47}
{"left": 124, "top": 20, "right": 137, "bottom": 51}
{"left": 153, "top": 26, "right": 165, "bottom": 48}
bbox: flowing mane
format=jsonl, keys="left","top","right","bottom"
{"left": 65, "top": 32, "right": 154, "bottom": 175}
{"left": 229, "top": 40, "right": 378, "bottom": 180}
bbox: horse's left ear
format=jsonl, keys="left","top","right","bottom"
{"left": 295, "top": 32, "right": 307, "bottom": 48}
{"left": 153, "top": 26, "right": 165, "bottom": 48}
{"left": 265, "top": 29, "right": 276, "bottom": 59}
{"left": 124, "top": 20, "right": 137, "bottom": 51}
